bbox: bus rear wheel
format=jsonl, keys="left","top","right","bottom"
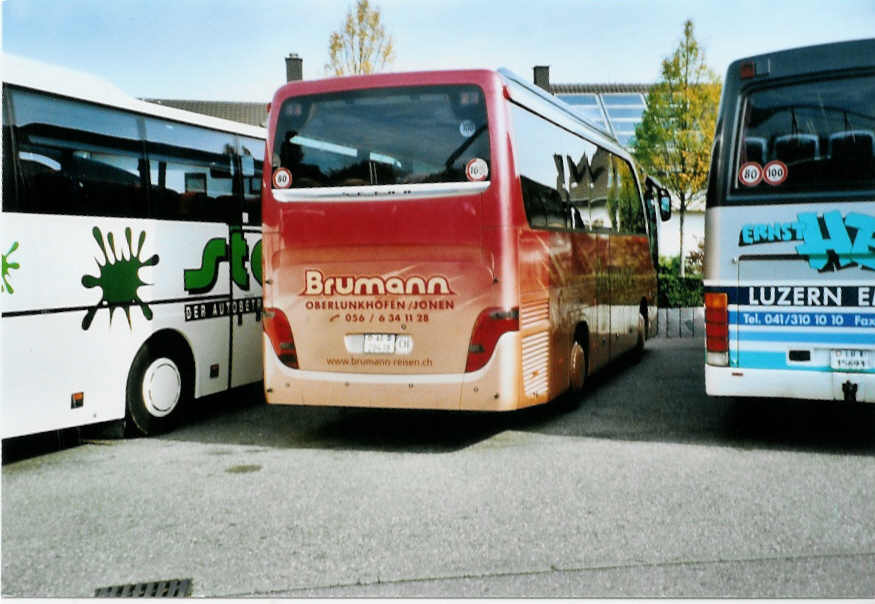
{"left": 125, "top": 340, "right": 190, "bottom": 436}
{"left": 634, "top": 305, "right": 647, "bottom": 361}
{"left": 569, "top": 338, "right": 588, "bottom": 392}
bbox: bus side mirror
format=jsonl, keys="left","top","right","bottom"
{"left": 659, "top": 190, "right": 672, "bottom": 221}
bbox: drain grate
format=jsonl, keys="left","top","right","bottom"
{"left": 94, "top": 578, "right": 192, "bottom": 597}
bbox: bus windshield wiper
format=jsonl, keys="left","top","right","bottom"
{"left": 444, "top": 124, "right": 487, "bottom": 168}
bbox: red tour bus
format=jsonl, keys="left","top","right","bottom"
{"left": 261, "top": 68, "right": 669, "bottom": 411}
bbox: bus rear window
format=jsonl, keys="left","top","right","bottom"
{"left": 272, "top": 85, "right": 490, "bottom": 188}
{"left": 734, "top": 74, "right": 875, "bottom": 194}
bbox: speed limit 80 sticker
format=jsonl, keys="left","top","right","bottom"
{"left": 273, "top": 168, "right": 292, "bottom": 189}
{"left": 738, "top": 162, "right": 763, "bottom": 187}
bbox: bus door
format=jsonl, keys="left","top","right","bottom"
{"left": 145, "top": 117, "right": 241, "bottom": 398}
{"left": 228, "top": 224, "right": 262, "bottom": 387}
{"left": 229, "top": 142, "right": 264, "bottom": 388}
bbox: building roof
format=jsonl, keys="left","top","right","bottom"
{"left": 143, "top": 82, "right": 656, "bottom": 134}
{"left": 143, "top": 99, "right": 268, "bottom": 127}
{"left": 550, "top": 82, "right": 653, "bottom": 95}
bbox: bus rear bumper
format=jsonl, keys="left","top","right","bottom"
{"left": 264, "top": 333, "right": 523, "bottom": 411}
{"left": 705, "top": 365, "right": 875, "bottom": 403}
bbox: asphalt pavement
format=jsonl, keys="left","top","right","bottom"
{"left": 2, "top": 337, "right": 874, "bottom": 598}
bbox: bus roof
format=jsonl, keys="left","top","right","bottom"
{"left": 725, "top": 38, "right": 875, "bottom": 85}
{"left": 2, "top": 53, "right": 265, "bottom": 140}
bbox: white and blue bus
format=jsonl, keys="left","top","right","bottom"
{"left": 704, "top": 38, "right": 875, "bottom": 404}
{"left": 1, "top": 54, "right": 266, "bottom": 437}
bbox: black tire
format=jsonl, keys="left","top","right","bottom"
{"left": 634, "top": 308, "right": 647, "bottom": 361}
{"left": 569, "top": 331, "right": 589, "bottom": 393}
{"left": 125, "top": 339, "right": 191, "bottom": 436}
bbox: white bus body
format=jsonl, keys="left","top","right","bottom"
{"left": 1, "top": 54, "right": 266, "bottom": 437}
{"left": 704, "top": 39, "right": 875, "bottom": 404}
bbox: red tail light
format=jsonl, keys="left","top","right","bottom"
{"left": 263, "top": 307, "right": 298, "bottom": 368}
{"left": 705, "top": 293, "right": 729, "bottom": 366}
{"left": 466, "top": 307, "right": 519, "bottom": 372}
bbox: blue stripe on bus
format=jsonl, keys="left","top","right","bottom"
{"left": 734, "top": 350, "right": 832, "bottom": 371}
{"left": 734, "top": 330, "right": 875, "bottom": 345}
{"left": 729, "top": 310, "right": 875, "bottom": 328}
{"left": 732, "top": 350, "right": 875, "bottom": 373}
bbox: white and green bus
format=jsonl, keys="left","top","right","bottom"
{"left": 1, "top": 54, "right": 266, "bottom": 437}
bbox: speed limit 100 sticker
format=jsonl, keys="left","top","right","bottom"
{"left": 738, "top": 162, "right": 763, "bottom": 187}
{"left": 763, "top": 160, "right": 788, "bottom": 186}
{"left": 273, "top": 167, "right": 292, "bottom": 189}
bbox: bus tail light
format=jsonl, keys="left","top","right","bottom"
{"left": 705, "top": 292, "right": 729, "bottom": 366}
{"left": 263, "top": 307, "right": 298, "bottom": 368}
{"left": 466, "top": 307, "right": 519, "bottom": 372}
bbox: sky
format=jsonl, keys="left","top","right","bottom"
{"left": 2, "top": 0, "right": 874, "bottom": 102}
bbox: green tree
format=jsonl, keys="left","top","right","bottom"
{"left": 633, "top": 19, "right": 721, "bottom": 276}
{"left": 326, "top": 0, "right": 395, "bottom": 76}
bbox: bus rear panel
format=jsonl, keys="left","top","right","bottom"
{"left": 262, "top": 69, "right": 659, "bottom": 411}
{"left": 704, "top": 39, "right": 875, "bottom": 403}
{"left": 262, "top": 71, "right": 525, "bottom": 410}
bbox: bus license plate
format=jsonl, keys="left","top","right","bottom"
{"left": 830, "top": 349, "right": 870, "bottom": 371}
{"left": 360, "top": 334, "right": 413, "bottom": 355}
{"left": 364, "top": 334, "right": 396, "bottom": 354}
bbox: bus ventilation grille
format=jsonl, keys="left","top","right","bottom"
{"left": 520, "top": 300, "right": 550, "bottom": 329}
{"left": 94, "top": 578, "right": 192, "bottom": 598}
{"left": 521, "top": 331, "right": 550, "bottom": 397}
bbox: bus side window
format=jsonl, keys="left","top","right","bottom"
{"left": 569, "top": 204, "right": 586, "bottom": 231}
{"left": 239, "top": 136, "right": 264, "bottom": 225}
{"left": 2, "top": 104, "right": 16, "bottom": 211}
{"left": 588, "top": 148, "right": 612, "bottom": 231}
{"left": 567, "top": 143, "right": 597, "bottom": 232}
{"left": 8, "top": 88, "right": 147, "bottom": 218}
{"left": 511, "top": 104, "right": 571, "bottom": 231}
{"left": 610, "top": 155, "right": 646, "bottom": 235}
{"left": 144, "top": 118, "right": 237, "bottom": 222}
{"left": 519, "top": 176, "right": 550, "bottom": 229}
{"left": 567, "top": 155, "right": 591, "bottom": 231}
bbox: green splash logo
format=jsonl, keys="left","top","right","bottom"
{"left": 81, "top": 227, "right": 160, "bottom": 330}
{"left": 1, "top": 241, "right": 20, "bottom": 294}
{"left": 184, "top": 228, "right": 262, "bottom": 294}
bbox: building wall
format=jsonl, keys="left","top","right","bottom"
{"left": 657, "top": 209, "right": 704, "bottom": 262}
